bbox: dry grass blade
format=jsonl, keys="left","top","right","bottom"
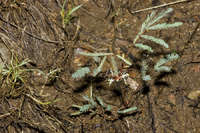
{"left": 26, "top": 94, "right": 59, "bottom": 105}
{"left": 130, "top": 0, "right": 192, "bottom": 14}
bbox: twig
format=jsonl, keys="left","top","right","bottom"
{"left": 131, "top": 0, "right": 193, "bottom": 14}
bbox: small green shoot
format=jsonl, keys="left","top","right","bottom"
{"left": 60, "top": 0, "right": 82, "bottom": 27}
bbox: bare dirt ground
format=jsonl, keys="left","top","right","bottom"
{"left": 0, "top": 0, "right": 200, "bottom": 133}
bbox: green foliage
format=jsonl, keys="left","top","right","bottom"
{"left": 72, "top": 51, "right": 131, "bottom": 79}
{"left": 96, "top": 96, "right": 112, "bottom": 111}
{"left": 71, "top": 95, "right": 96, "bottom": 116}
{"left": 72, "top": 67, "right": 90, "bottom": 79}
{"left": 0, "top": 54, "right": 30, "bottom": 89}
{"left": 71, "top": 88, "right": 113, "bottom": 116}
{"left": 117, "top": 106, "right": 137, "bottom": 114}
{"left": 72, "top": 8, "right": 182, "bottom": 81}
{"left": 71, "top": 104, "right": 93, "bottom": 116}
{"left": 60, "top": 0, "right": 82, "bottom": 27}
{"left": 82, "top": 95, "right": 97, "bottom": 107}
{"left": 148, "top": 22, "right": 183, "bottom": 30}
{"left": 154, "top": 53, "right": 179, "bottom": 72}
{"left": 135, "top": 43, "right": 154, "bottom": 53}
{"left": 140, "top": 35, "right": 169, "bottom": 48}
{"left": 132, "top": 8, "right": 182, "bottom": 80}
{"left": 0, "top": 53, "right": 32, "bottom": 97}
{"left": 70, "top": 7, "right": 182, "bottom": 119}
{"left": 133, "top": 8, "right": 182, "bottom": 51}
{"left": 146, "top": 8, "right": 173, "bottom": 27}
{"left": 78, "top": 51, "right": 113, "bottom": 57}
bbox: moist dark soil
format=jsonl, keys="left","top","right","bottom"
{"left": 0, "top": 0, "right": 200, "bottom": 133}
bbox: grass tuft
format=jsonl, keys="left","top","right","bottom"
{"left": 0, "top": 53, "right": 31, "bottom": 97}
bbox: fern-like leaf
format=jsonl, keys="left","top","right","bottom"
{"left": 147, "top": 8, "right": 173, "bottom": 27}
{"left": 117, "top": 106, "right": 137, "bottom": 114}
{"left": 141, "top": 35, "right": 169, "bottom": 48}
{"left": 154, "top": 53, "right": 179, "bottom": 72}
{"left": 148, "top": 22, "right": 183, "bottom": 30}
{"left": 79, "top": 104, "right": 93, "bottom": 112}
{"left": 78, "top": 52, "right": 113, "bottom": 57}
{"left": 135, "top": 43, "right": 154, "bottom": 53}
{"left": 82, "top": 95, "right": 97, "bottom": 107}
{"left": 72, "top": 67, "right": 90, "bottom": 79}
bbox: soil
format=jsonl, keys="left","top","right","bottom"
{"left": 0, "top": 0, "right": 200, "bottom": 133}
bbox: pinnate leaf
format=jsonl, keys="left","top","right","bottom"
{"left": 135, "top": 43, "right": 154, "bottom": 53}
{"left": 141, "top": 35, "right": 169, "bottom": 48}
{"left": 72, "top": 67, "right": 90, "bottom": 79}
{"left": 148, "top": 22, "right": 183, "bottom": 30}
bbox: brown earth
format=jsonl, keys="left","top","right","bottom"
{"left": 0, "top": 0, "right": 200, "bottom": 133}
